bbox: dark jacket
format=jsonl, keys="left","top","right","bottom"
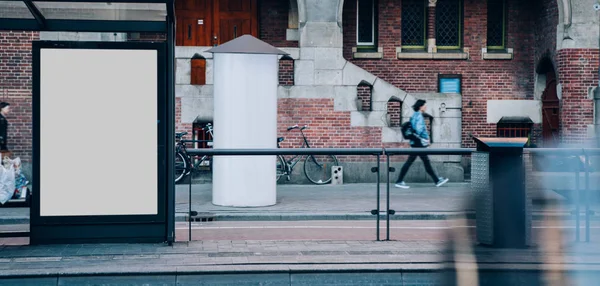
{"left": 0, "top": 114, "right": 8, "bottom": 150}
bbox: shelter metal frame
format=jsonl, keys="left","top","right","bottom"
{"left": 0, "top": 0, "right": 177, "bottom": 244}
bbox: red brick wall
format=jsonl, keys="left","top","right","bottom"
{"left": 277, "top": 98, "right": 408, "bottom": 162}
{"left": 557, "top": 49, "right": 599, "bottom": 144}
{"left": 278, "top": 58, "right": 294, "bottom": 85}
{"left": 343, "top": 0, "right": 536, "bottom": 148}
{"left": 175, "top": 97, "right": 193, "bottom": 141}
{"left": 0, "top": 31, "right": 38, "bottom": 161}
{"left": 260, "top": 0, "right": 298, "bottom": 48}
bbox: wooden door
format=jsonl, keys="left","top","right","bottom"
{"left": 176, "top": 0, "right": 213, "bottom": 46}
{"left": 214, "top": 0, "right": 258, "bottom": 45}
{"left": 542, "top": 71, "right": 560, "bottom": 147}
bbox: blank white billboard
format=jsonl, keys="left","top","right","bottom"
{"left": 39, "top": 48, "right": 158, "bottom": 216}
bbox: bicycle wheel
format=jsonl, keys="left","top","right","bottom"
{"left": 303, "top": 155, "right": 339, "bottom": 184}
{"left": 276, "top": 155, "right": 286, "bottom": 182}
{"left": 175, "top": 152, "right": 188, "bottom": 183}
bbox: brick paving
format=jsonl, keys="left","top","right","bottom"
{"left": 1, "top": 183, "right": 599, "bottom": 283}
{"left": 0, "top": 238, "right": 599, "bottom": 276}
{"left": 2, "top": 220, "right": 600, "bottom": 277}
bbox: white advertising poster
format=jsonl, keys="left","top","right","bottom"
{"left": 39, "top": 48, "right": 158, "bottom": 216}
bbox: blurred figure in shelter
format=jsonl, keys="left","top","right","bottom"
{"left": 0, "top": 102, "right": 10, "bottom": 151}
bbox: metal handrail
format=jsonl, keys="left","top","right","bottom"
{"left": 384, "top": 148, "right": 475, "bottom": 155}
{"left": 186, "top": 148, "right": 385, "bottom": 156}
{"left": 182, "top": 139, "right": 213, "bottom": 144}
{"left": 183, "top": 147, "right": 476, "bottom": 242}
{"left": 525, "top": 148, "right": 600, "bottom": 155}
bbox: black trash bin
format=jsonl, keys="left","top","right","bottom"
{"left": 472, "top": 137, "right": 531, "bottom": 248}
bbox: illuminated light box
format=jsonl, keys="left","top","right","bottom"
{"left": 32, "top": 41, "right": 169, "bottom": 244}
{"left": 39, "top": 48, "right": 157, "bottom": 216}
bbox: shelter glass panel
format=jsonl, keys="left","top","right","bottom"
{"left": 33, "top": 2, "right": 167, "bottom": 21}
{"left": 0, "top": 1, "right": 34, "bottom": 19}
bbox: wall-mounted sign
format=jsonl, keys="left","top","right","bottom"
{"left": 198, "top": 19, "right": 204, "bottom": 25}
{"left": 438, "top": 74, "right": 462, "bottom": 94}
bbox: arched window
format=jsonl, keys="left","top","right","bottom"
{"left": 387, "top": 99, "right": 402, "bottom": 127}
{"left": 191, "top": 53, "right": 206, "bottom": 85}
{"left": 278, "top": 55, "right": 294, "bottom": 86}
{"left": 357, "top": 81, "right": 372, "bottom": 111}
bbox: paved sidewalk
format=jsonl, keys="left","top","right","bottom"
{"left": 175, "top": 183, "right": 475, "bottom": 219}
{"left": 0, "top": 183, "right": 589, "bottom": 225}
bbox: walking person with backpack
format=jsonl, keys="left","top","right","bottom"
{"left": 395, "top": 99, "right": 449, "bottom": 189}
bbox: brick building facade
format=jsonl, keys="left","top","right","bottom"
{"left": 1, "top": 0, "right": 598, "bottom": 182}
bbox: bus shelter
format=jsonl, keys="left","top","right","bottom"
{"left": 0, "top": 0, "right": 177, "bottom": 245}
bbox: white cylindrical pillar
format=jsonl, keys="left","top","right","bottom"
{"left": 208, "top": 35, "right": 286, "bottom": 207}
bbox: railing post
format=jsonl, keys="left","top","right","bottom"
{"left": 386, "top": 154, "right": 391, "bottom": 241}
{"left": 585, "top": 152, "right": 591, "bottom": 242}
{"left": 575, "top": 163, "right": 580, "bottom": 243}
{"left": 189, "top": 167, "right": 193, "bottom": 242}
{"left": 376, "top": 154, "right": 381, "bottom": 241}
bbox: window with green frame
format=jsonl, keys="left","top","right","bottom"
{"left": 436, "top": 0, "right": 462, "bottom": 50}
{"left": 401, "top": 0, "right": 426, "bottom": 49}
{"left": 487, "top": 0, "right": 506, "bottom": 50}
{"left": 356, "top": 0, "right": 378, "bottom": 49}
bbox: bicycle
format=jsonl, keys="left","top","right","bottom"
{"left": 175, "top": 123, "right": 213, "bottom": 183}
{"left": 276, "top": 124, "right": 339, "bottom": 185}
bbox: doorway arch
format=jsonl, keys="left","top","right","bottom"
{"left": 537, "top": 57, "right": 560, "bottom": 147}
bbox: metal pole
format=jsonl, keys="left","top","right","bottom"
{"left": 386, "top": 154, "right": 391, "bottom": 241}
{"left": 576, "top": 165, "right": 580, "bottom": 242}
{"left": 585, "top": 154, "right": 591, "bottom": 242}
{"left": 189, "top": 170, "right": 192, "bottom": 242}
{"left": 166, "top": 2, "right": 176, "bottom": 245}
{"left": 376, "top": 154, "right": 380, "bottom": 241}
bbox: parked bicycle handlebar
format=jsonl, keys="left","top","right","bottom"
{"left": 287, "top": 124, "right": 308, "bottom": 131}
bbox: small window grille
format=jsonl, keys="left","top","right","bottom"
{"left": 496, "top": 117, "right": 533, "bottom": 138}
{"left": 401, "top": 0, "right": 426, "bottom": 49}
{"left": 487, "top": 0, "right": 506, "bottom": 49}
{"left": 436, "top": 0, "right": 462, "bottom": 49}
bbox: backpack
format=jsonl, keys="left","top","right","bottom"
{"left": 401, "top": 121, "right": 414, "bottom": 140}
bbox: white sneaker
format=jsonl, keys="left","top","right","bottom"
{"left": 436, "top": 177, "right": 449, "bottom": 187}
{"left": 394, "top": 181, "right": 410, "bottom": 189}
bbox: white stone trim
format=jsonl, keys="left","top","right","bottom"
{"left": 396, "top": 47, "right": 469, "bottom": 60}
{"left": 486, "top": 100, "right": 542, "bottom": 124}
{"left": 352, "top": 47, "right": 383, "bottom": 59}
{"left": 286, "top": 29, "right": 300, "bottom": 41}
{"left": 482, "top": 48, "right": 513, "bottom": 60}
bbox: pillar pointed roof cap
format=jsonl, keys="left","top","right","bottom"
{"left": 206, "top": 35, "right": 288, "bottom": 55}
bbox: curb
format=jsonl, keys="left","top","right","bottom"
{"left": 1, "top": 212, "right": 596, "bottom": 225}
{"left": 2, "top": 262, "right": 600, "bottom": 279}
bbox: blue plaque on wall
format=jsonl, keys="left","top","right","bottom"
{"left": 439, "top": 77, "right": 461, "bottom": 94}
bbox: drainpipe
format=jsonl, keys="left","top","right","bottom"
{"left": 596, "top": 2, "right": 600, "bottom": 146}
{"left": 595, "top": 89, "right": 600, "bottom": 147}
